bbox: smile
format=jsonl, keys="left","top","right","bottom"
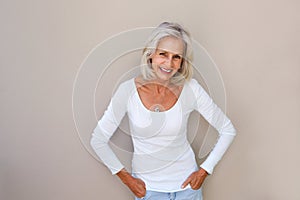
{"left": 160, "top": 67, "right": 172, "bottom": 73}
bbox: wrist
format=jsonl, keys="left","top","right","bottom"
{"left": 199, "top": 168, "right": 209, "bottom": 177}
{"left": 116, "top": 168, "right": 133, "bottom": 185}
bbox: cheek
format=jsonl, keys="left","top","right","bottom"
{"left": 151, "top": 56, "right": 163, "bottom": 65}
{"left": 174, "top": 60, "right": 182, "bottom": 69}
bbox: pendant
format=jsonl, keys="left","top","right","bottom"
{"left": 154, "top": 106, "right": 160, "bottom": 112}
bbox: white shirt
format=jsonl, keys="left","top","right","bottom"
{"left": 91, "top": 78, "right": 236, "bottom": 192}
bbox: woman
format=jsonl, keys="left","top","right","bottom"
{"left": 90, "top": 22, "right": 236, "bottom": 200}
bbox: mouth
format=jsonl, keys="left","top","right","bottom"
{"left": 159, "top": 67, "right": 172, "bottom": 73}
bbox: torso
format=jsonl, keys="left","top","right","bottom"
{"left": 134, "top": 76, "right": 183, "bottom": 112}
{"left": 125, "top": 77, "right": 199, "bottom": 191}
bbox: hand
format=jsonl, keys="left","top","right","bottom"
{"left": 126, "top": 177, "right": 146, "bottom": 198}
{"left": 181, "top": 168, "right": 208, "bottom": 190}
{"left": 117, "top": 169, "right": 146, "bottom": 198}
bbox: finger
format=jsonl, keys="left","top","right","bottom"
{"left": 189, "top": 179, "right": 196, "bottom": 188}
{"left": 137, "top": 185, "right": 146, "bottom": 193}
{"left": 137, "top": 182, "right": 146, "bottom": 192}
{"left": 136, "top": 191, "right": 145, "bottom": 198}
{"left": 192, "top": 179, "right": 203, "bottom": 190}
{"left": 181, "top": 177, "right": 191, "bottom": 189}
{"left": 191, "top": 180, "right": 200, "bottom": 190}
{"left": 142, "top": 182, "right": 146, "bottom": 189}
{"left": 136, "top": 187, "right": 146, "bottom": 195}
{"left": 138, "top": 179, "right": 146, "bottom": 188}
{"left": 135, "top": 179, "right": 145, "bottom": 191}
{"left": 136, "top": 193, "right": 144, "bottom": 199}
{"left": 141, "top": 189, "right": 146, "bottom": 196}
{"left": 140, "top": 189, "right": 147, "bottom": 198}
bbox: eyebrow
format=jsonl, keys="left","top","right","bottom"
{"left": 157, "top": 49, "right": 183, "bottom": 57}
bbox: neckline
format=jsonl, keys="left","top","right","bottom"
{"left": 132, "top": 78, "right": 186, "bottom": 114}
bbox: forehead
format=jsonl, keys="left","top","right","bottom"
{"left": 156, "top": 36, "right": 184, "bottom": 55}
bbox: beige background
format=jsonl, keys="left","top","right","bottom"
{"left": 1, "top": 0, "right": 299, "bottom": 200}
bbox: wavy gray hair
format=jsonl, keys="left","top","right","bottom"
{"left": 140, "top": 22, "right": 193, "bottom": 85}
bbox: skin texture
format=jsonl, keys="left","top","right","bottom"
{"left": 117, "top": 36, "right": 208, "bottom": 198}
{"left": 135, "top": 79, "right": 182, "bottom": 112}
{"left": 117, "top": 169, "right": 146, "bottom": 198}
{"left": 135, "top": 36, "right": 184, "bottom": 112}
{"left": 181, "top": 168, "right": 208, "bottom": 190}
{"left": 150, "top": 36, "right": 183, "bottom": 83}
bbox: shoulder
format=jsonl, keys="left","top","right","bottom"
{"left": 112, "top": 78, "right": 135, "bottom": 98}
{"left": 117, "top": 78, "right": 134, "bottom": 89}
{"left": 185, "top": 78, "right": 204, "bottom": 91}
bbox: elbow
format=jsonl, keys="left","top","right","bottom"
{"left": 90, "top": 134, "right": 95, "bottom": 146}
{"left": 228, "top": 127, "right": 237, "bottom": 138}
{"left": 90, "top": 134, "right": 98, "bottom": 151}
{"left": 227, "top": 120, "right": 237, "bottom": 137}
{"left": 90, "top": 130, "right": 109, "bottom": 151}
{"left": 232, "top": 125, "right": 237, "bottom": 137}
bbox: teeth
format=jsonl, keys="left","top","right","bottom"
{"left": 160, "top": 67, "right": 172, "bottom": 73}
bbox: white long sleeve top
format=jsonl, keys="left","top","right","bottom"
{"left": 90, "top": 78, "right": 236, "bottom": 192}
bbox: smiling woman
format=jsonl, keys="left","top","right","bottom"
{"left": 90, "top": 22, "right": 236, "bottom": 200}
{"left": 140, "top": 22, "right": 193, "bottom": 86}
{"left": 151, "top": 37, "right": 183, "bottom": 82}
{"left": 135, "top": 36, "right": 185, "bottom": 112}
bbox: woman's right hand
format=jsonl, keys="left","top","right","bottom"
{"left": 117, "top": 168, "right": 146, "bottom": 198}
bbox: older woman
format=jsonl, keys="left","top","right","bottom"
{"left": 90, "top": 22, "right": 236, "bottom": 200}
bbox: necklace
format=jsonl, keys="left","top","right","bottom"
{"left": 135, "top": 78, "right": 182, "bottom": 113}
{"left": 151, "top": 104, "right": 163, "bottom": 112}
{"left": 154, "top": 106, "right": 160, "bottom": 112}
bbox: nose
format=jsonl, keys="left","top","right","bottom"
{"left": 163, "top": 55, "right": 173, "bottom": 67}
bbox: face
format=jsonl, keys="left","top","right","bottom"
{"left": 151, "top": 36, "right": 184, "bottom": 82}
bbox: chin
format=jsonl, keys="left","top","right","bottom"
{"left": 154, "top": 70, "right": 176, "bottom": 82}
{"left": 156, "top": 75, "right": 173, "bottom": 82}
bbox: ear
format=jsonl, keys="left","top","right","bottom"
{"left": 147, "top": 52, "right": 153, "bottom": 64}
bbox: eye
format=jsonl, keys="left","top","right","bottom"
{"left": 173, "top": 55, "right": 182, "bottom": 59}
{"left": 159, "top": 52, "right": 166, "bottom": 56}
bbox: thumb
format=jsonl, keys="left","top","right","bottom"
{"left": 181, "top": 176, "right": 191, "bottom": 189}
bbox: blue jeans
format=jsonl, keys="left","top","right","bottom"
{"left": 135, "top": 188, "right": 202, "bottom": 200}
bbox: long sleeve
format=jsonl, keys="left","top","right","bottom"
{"left": 191, "top": 79, "right": 237, "bottom": 174}
{"left": 90, "top": 82, "right": 129, "bottom": 174}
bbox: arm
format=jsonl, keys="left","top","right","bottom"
{"left": 90, "top": 83, "right": 129, "bottom": 174}
{"left": 192, "top": 80, "right": 236, "bottom": 174}
{"left": 90, "top": 81, "right": 146, "bottom": 198}
{"left": 182, "top": 80, "right": 236, "bottom": 189}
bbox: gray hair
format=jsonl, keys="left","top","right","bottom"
{"left": 141, "top": 22, "right": 193, "bottom": 85}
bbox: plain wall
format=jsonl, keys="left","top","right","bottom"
{"left": 1, "top": 0, "right": 299, "bottom": 200}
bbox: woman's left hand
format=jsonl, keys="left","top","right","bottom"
{"left": 181, "top": 168, "right": 208, "bottom": 190}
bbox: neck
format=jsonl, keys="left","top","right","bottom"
{"left": 136, "top": 76, "right": 178, "bottom": 92}
{"left": 151, "top": 78, "right": 172, "bottom": 87}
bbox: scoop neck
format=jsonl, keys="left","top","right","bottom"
{"left": 131, "top": 78, "right": 186, "bottom": 114}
